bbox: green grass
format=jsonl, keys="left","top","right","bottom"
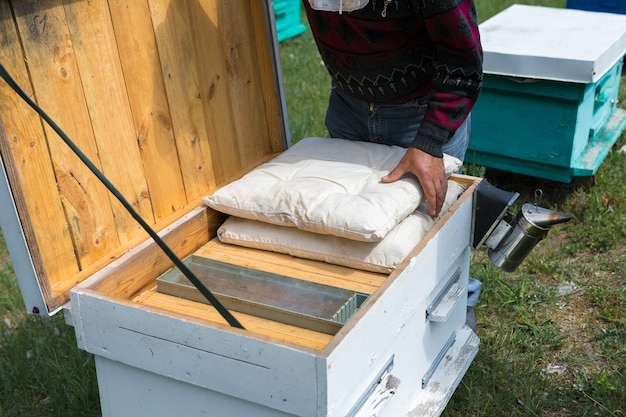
{"left": 1, "top": 1, "right": 625, "bottom": 415}
{"left": 279, "top": 25, "right": 330, "bottom": 142}
{"left": 0, "top": 230, "right": 100, "bottom": 417}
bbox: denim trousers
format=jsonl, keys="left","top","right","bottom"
{"left": 325, "top": 86, "right": 480, "bottom": 315}
{"left": 324, "top": 86, "right": 471, "bottom": 163}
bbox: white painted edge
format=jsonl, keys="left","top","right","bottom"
{"left": 0, "top": 153, "right": 49, "bottom": 316}
{"left": 405, "top": 326, "right": 480, "bottom": 417}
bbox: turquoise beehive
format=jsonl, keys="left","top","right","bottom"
{"left": 467, "top": 5, "right": 626, "bottom": 182}
{"left": 273, "top": 0, "right": 307, "bottom": 42}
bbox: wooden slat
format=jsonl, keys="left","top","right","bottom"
{"left": 45, "top": 199, "right": 221, "bottom": 311}
{"left": 84, "top": 207, "right": 211, "bottom": 300}
{"left": 215, "top": 0, "right": 274, "bottom": 165}
{"left": 132, "top": 289, "right": 333, "bottom": 351}
{"left": 250, "top": 0, "right": 287, "bottom": 153}
{"left": 196, "top": 239, "right": 388, "bottom": 295}
{"left": 61, "top": 0, "right": 154, "bottom": 243}
{"left": 187, "top": 0, "right": 279, "bottom": 184}
{"left": 187, "top": 0, "right": 240, "bottom": 183}
{"left": 1, "top": 0, "right": 288, "bottom": 312}
{"left": 0, "top": 2, "right": 77, "bottom": 295}
{"left": 10, "top": 1, "right": 120, "bottom": 283}
{"left": 0, "top": 127, "right": 55, "bottom": 305}
{"left": 147, "top": 0, "right": 218, "bottom": 200}
{"left": 450, "top": 173, "right": 480, "bottom": 188}
{"left": 107, "top": 0, "right": 187, "bottom": 221}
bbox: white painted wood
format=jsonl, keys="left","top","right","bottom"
{"left": 67, "top": 190, "right": 476, "bottom": 417}
{"left": 328, "top": 250, "right": 469, "bottom": 417}
{"left": 427, "top": 283, "right": 465, "bottom": 323}
{"left": 71, "top": 290, "right": 322, "bottom": 416}
{"left": 352, "top": 369, "right": 400, "bottom": 417}
{"left": 94, "top": 356, "right": 297, "bottom": 417}
{"left": 480, "top": 5, "right": 626, "bottom": 83}
{"left": 352, "top": 325, "right": 479, "bottom": 417}
{"left": 320, "top": 198, "right": 474, "bottom": 417}
{"left": 0, "top": 155, "right": 48, "bottom": 315}
{"left": 406, "top": 326, "right": 480, "bottom": 417}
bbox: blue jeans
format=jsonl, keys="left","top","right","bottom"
{"left": 325, "top": 86, "right": 479, "bottom": 315}
{"left": 325, "top": 86, "right": 471, "bottom": 162}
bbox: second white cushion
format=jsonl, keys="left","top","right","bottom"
{"left": 216, "top": 181, "right": 467, "bottom": 273}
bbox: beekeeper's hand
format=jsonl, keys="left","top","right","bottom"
{"left": 381, "top": 147, "right": 447, "bottom": 217}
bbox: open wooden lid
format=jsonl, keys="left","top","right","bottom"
{"left": 0, "top": 0, "right": 288, "bottom": 315}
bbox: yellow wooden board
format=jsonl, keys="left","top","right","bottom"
{"left": 196, "top": 239, "right": 388, "bottom": 295}
{"left": 132, "top": 289, "right": 334, "bottom": 351}
{"left": 0, "top": 0, "right": 285, "bottom": 312}
{"left": 147, "top": 0, "right": 219, "bottom": 199}
{"left": 129, "top": 232, "right": 388, "bottom": 350}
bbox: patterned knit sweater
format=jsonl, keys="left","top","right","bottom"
{"left": 303, "top": 0, "right": 483, "bottom": 157}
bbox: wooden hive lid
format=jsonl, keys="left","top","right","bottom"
{"left": 480, "top": 4, "right": 626, "bottom": 83}
{"left": 0, "top": 0, "right": 288, "bottom": 315}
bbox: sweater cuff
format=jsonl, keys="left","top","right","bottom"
{"left": 410, "top": 121, "right": 451, "bottom": 158}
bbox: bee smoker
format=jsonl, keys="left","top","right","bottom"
{"left": 472, "top": 180, "right": 572, "bottom": 272}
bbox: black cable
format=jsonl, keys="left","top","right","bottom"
{"left": 0, "top": 62, "right": 245, "bottom": 330}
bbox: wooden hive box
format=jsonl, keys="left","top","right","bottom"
{"left": 467, "top": 5, "right": 626, "bottom": 182}
{"left": 0, "top": 1, "right": 480, "bottom": 416}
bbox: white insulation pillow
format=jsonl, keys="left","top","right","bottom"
{"left": 217, "top": 181, "right": 467, "bottom": 274}
{"left": 204, "top": 137, "right": 461, "bottom": 242}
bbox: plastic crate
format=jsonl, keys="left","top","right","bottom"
{"left": 274, "top": 0, "right": 307, "bottom": 42}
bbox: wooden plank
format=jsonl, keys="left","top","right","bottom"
{"left": 249, "top": 0, "right": 287, "bottom": 153}
{"left": 47, "top": 199, "right": 220, "bottom": 311}
{"left": 72, "top": 289, "right": 324, "bottom": 415}
{"left": 61, "top": 0, "right": 155, "bottom": 243}
{"left": 214, "top": 0, "right": 273, "bottom": 165}
{"left": 132, "top": 289, "right": 333, "bottom": 350}
{"left": 0, "top": 2, "right": 77, "bottom": 298}
{"left": 107, "top": 0, "right": 187, "bottom": 221}
{"left": 83, "top": 207, "right": 210, "bottom": 300}
{"left": 187, "top": 0, "right": 281, "bottom": 184}
{"left": 9, "top": 1, "right": 122, "bottom": 283}
{"left": 196, "top": 239, "right": 387, "bottom": 295}
{"left": 0, "top": 124, "right": 55, "bottom": 307}
{"left": 187, "top": 0, "right": 240, "bottom": 183}
{"left": 449, "top": 173, "right": 480, "bottom": 188}
{"left": 147, "top": 0, "right": 218, "bottom": 200}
